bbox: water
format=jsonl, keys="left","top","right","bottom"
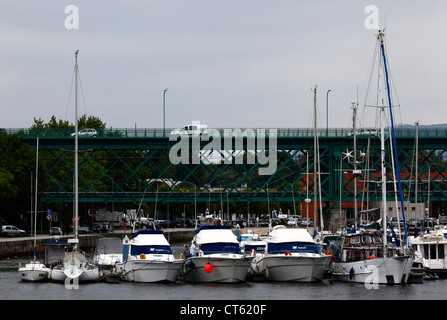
{"left": 1, "top": 242, "right": 445, "bottom": 318}
{"left": 1, "top": 249, "right": 445, "bottom": 300}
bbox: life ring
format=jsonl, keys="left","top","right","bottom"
{"left": 284, "top": 251, "right": 292, "bottom": 256}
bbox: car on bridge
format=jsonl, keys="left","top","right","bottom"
{"left": 71, "top": 128, "right": 97, "bottom": 137}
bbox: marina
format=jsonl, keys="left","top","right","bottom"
{"left": 1, "top": 3, "right": 447, "bottom": 315}
{"left": 1, "top": 233, "right": 447, "bottom": 303}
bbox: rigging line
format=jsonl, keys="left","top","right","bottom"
{"left": 77, "top": 68, "right": 89, "bottom": 116}
{"left": 64, "top": 67, "right": 76, "bottom": 122}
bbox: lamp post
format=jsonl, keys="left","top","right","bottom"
{"left": 163, "top": 88, "right": 168, "bottom": 137}
{"left": 326, "top": 89, "right": 331, "bottom": 136}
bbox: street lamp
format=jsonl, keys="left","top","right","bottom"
{"left": 163, "top": 88, "right": 168, "bottom": 137}
{"left": 326, "top": 89, "right": 331, "bottom": 136}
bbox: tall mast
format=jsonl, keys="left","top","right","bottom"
{"left": 34, "top": 136, "right": 39, "bottom": 261}
{"left": 378, "top": 31, "right": 408, "bottom": 246}
{"left": 352, "top": 103, "right": 358, "bottom": 230}
{"left": 74, "top": 50, "right": 79, "bottom": 241}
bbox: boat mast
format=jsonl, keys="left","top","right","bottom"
{"left": 34, "top": 136, "right": 39, "bottom": 262}
{"left": 352, "top": 103, "right": 358, "bottom": 230}
{"left": 380, "top": 105, "right": 387, "bottom": 254}
{"left": 74, "top": 50, "right": 79, "bottom": 242}
{"left": 378, "top": 30, "right": 408, "bottom": 246}
{"left": 313, "top": 85, "right": 324, "bottom": 231}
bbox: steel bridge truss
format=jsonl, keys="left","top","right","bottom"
{"left": 27, "top": 131, "right": 447, "bottom": 211}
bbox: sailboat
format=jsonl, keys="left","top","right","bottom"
{"left": 51, "top": 50, "right": 100, "bottom": 284}
{"left": 18, "top": 136, "right": 52, "bottom": 282}
{"left": 330, "top": 30, "right": 413, "bottom": 285}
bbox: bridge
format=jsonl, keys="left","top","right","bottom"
{"left": 12, "top": 126, "right": 447, "bottom": 221}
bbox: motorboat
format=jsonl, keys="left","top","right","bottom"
{"left": 181, "top": 225, "right": 253, "bottom": 283}
{"left": 409, "top": 226, "right": 447, "bottom": 277}
{"left": 239, "top": 229, "right": 266, "bottom": 255}
{"left": 250, "top": 226, "right": 331, "bottom": 282}
{"left": 18, "top": 260, "right": 51, "bottom": 283}
{"left": 93, "top": 237, "right": 123, "bottom": 274}
{"left": 115, "top": 229, "right": 182, "bottom": 282}
{"left": 330, "top": 230, "right": 413, "bottom": 285}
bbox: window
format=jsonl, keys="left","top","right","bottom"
{"left": 439, "top": 245, "right": 445, "bottom": 260}
{"left": 430, "top": 244, "right": 437, "bottom": 260}
{"left": 350, "top": 236, "right": 360, "bottom": 245}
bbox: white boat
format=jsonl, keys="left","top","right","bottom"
{"left": 93, "top": 238, "right": 123, "bottom": 274}
{"left": 18, "top": 261, "right": 51, "bottom": 283}
{"left": 18, "top": 136, "right": 52, "bottom": 282}
{"left": 330, "top": 30, "right": 413, "bottom": 285}
{"left": 410, "top": 226, "right": 447, "bottom": 277}
{"left": 250, "top": 226, "right": 331, "bottom": 282}
{"left": 330, "top": 231, "right": 413, "bottom": 285}
{"left": 115, "top": 229, "right": 182, "bottom": 282}
{"left": 51, "top": 50, "right": 99, "bottom": 284}
{"left": 50, "top": 239, "right": 100, "bottom": 283}
{"left": 239, "top": 229, "right": 266, "bottom": 255}
{"left": 181, "top": 225, "right": 253, "bottom": 283}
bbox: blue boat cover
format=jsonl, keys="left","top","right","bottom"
{"left": 130, "top": 245, "right": 172, "bottom": 255}
{"left": 132, "top": 229, "right": 164, "bottom": 239}
{"left": 199, "top": 243, "right": 241, "bottom": 255}
{"left": 267, "top": 242, "right": 318, "bottom": 254}
{"left": 194, "top": 225, "right": 232, "bottom": 235}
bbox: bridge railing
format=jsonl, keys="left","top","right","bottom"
{"left": 4, "top": 127, "right": 447, "bottom": 138}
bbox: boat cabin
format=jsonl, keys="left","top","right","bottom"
{"left": 340, "top": 233, "right": 383, "bottom": 262}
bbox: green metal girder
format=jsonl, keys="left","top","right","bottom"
{"left": 20, "top": 128, "right": 447, "bottom": 207}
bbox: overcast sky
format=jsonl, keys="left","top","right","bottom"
{"left": 1, "top": 1, "right": 446, "bottom": 130}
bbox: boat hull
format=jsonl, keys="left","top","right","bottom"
{"left": 182, "top": 256, "right": 253, "bottom": 283}
{"left": 50, "top": 265, "right": 100, "bottom": 283}
{"left": 116, "top": 259, "right": 182, "bottom": 283}
{"left": 331, "top": 256, "right": 414, "bottom": 285}
{"left": 251, "top": 254, "right": 331, "bottom": 282}
{"left": 18, "top": 262, "right": 51, "bottom": 282}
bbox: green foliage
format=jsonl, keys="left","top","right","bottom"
{"left": 30, "top": 114, "right": 106, "bottom": 136}
{"left": 0, "top": 132, "right": 35, "bottom": 224}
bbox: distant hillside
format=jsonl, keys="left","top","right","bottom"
{"left": 396, "top": 123, "right": 447, "bottom": 129}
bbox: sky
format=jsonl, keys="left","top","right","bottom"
{"left": 0, "top": 1, "right": 446, "bottom": 130}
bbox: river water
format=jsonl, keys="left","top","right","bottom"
{"left": 1, "top": 243, "right": 445, "bottom": 317}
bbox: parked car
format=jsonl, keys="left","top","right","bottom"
{"left": 1, "top": 225, "right": 26, "bottom": 236}
{"left": 439, "top": 216, "right": 447, "bottom": 225}
{"left": 287, "top": 218, "right": 300, "bottom": 226}
{"left": 70, "top": 128, "right": 97, "bottom": 137}
{"left": 49, "top": 227, "right": 63, "bottom": 236}
{"left": 388, "top": 217, "right": 405, "bottom": 228}
{"left": 407, "top": 218, "right": 421, "bottom": 228}
{"left": 92, "top": 222, "right": 110, "bottom": 233}
{"left": 78, "top": 226, "right": 91, "bottom": 234}
{"left": 300, "top": 218, "right": 314, "bottom": 227}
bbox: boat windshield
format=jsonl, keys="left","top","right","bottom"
{"left": 267, "top": 242, "right": 317, "bottom": 254}
{"left": 199, "top": 243, "right": 241, "bottom": 255}
{"left": 130, "top": 245, "right": 172, "bottom": 255}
